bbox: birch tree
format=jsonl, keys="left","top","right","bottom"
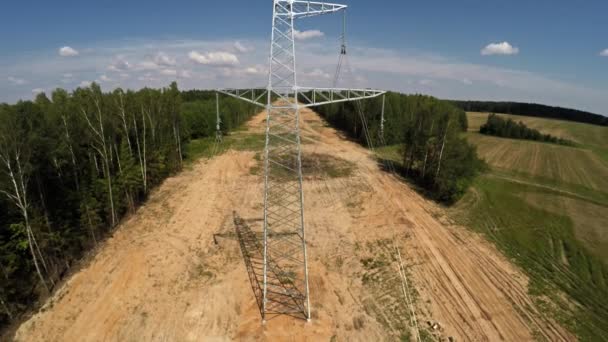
{"left": 0, "top": 106, "right": 50, "bottom": 292}
{"left": 133, "top": 104, "right": 147, "bottom": 193}
{"left": 78, "top": 85, "right": 117, "bottom": 226}
{"left": 167, "top": 82, "right": 183, "bottom": 168}
{"left": 435, "top": 120, "right": 450, "bottom": 178}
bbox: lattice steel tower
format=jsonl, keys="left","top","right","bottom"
{"left": 219, "top": 0, "right": 385, "bottom": 321}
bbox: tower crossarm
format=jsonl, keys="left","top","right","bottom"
{"left": 297, "top": 87, "right": 386, "bottom": 108}
{"left": 275, "top": 1, "right": 347, "bottom": 19}
{"left": 217, "top": 88, "right": 269, "bottom": 108}
{"left": 219, "top": 87, "right": 386, "bottom": 109}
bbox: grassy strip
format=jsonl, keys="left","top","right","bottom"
{"left": 452, "top": 176, "right": 608, "bottom": 341}
{"left": 488, "top": 169, "right": 608, "bottom": 207}
{"left": 184, "top": 133, "right": 266, "bottom": 163}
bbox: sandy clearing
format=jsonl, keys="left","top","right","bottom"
{"left": 15, "top": 108, "right": 574, "bottom": 342}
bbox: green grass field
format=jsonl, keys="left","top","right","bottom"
{"left": 453, "top": 112, "right": 608, "bottom": 341}
{"left": 468, "top": 112, "right": 608, "bottom": 166}
{"left": 184, "top": 132, "right": 266, "bottom": 163}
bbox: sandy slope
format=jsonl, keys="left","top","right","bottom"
{"left": 14, "top": 108, "right": 574, "bottom": 341}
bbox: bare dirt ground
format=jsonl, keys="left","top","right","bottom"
{"left": 14, "top": 108, "right": 574, "bottom": 341}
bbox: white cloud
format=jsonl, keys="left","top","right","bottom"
{"left": 63, "top": 73, "right": 73, "bottom": 79}
{"left": 59, "top": 46, "right": 79, "bottom": 57}
{"left": 294, "top": 30, "right": 324, "bottom": 40}
{"left": 160, "top": 69, "right": 177, "bottom": 76}
{"left": 32, "top": 88, "right": 45, "bottom": 94}
{"left": 462, "top": 78, "right": 473, "bottom": 85}
{"left": 79, "top": 81, "right": 91, "bottom": 88}
{"left": 108, "top": 58, "right": 131, "bottom": 71}
{"left": 154, "top": 52, "right": 176, "bottom": 66}
{"left": 138, "top": 73, "right": 159, "bottom": 82}
{"left": 419, "top": 79, "right": 435, "bottom": 86}
{"left": 136, "top": 52, "right": 177, "bottom": 71}
{"left": 139, "top": 60, "right": 160, "bottom": 70}
{"left": 99, "top": 74, "right": 112, "bottom": 82}
{"left": 234, "top": 41, "right": 253, "bottom": 53}
{"left": 600, "top": 49, "right": 608, "bottom": 57}
{"left": 188, "top": 51, "right": 239, "bottom": 66}
{"left": 1, "top": 38, "right": 606, "bottom": 115}
{"left": 179, "top": 70, "right": 192, "bottom": 79}
{"left": 244, "top": 66, "right": 265, "bottom": 75}
{"left": 481, "top": 42, "right": 519, "bottom": 56}
{"left": 8, "top": 76, "right": 26, "bottom": 85}
{"left": 304, "top": 68, "right": 331, "bottom": 79}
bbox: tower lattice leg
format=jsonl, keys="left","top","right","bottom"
{"left": 262, "top": 0, "right": 311, "bottom": 321}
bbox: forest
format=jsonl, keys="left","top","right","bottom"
{"left": 450, "top": 100, "right": 608, "bottom": 126}
{"left": 0, "top": 83, "right": 256, "bottom": 331}
{"left": 480, "top": 113, "right": 575, "bottom": 146}
{"left": 0, "top": 86, "right": 486, "bottom": 331}
{"left": 314, "top": 92, "right": 484, "bottom": 203}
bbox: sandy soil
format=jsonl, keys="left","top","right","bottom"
{"left": 14, "top": 108, "right": 574, "bottom": 341}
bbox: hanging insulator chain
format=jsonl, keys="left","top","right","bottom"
{"left": 340, "top": 9, "right": 347, "bottom": 55}
{"left": 334, "top": 8, "right": 347, "bottom": 87}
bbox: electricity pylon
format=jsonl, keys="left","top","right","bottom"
{"left": 218, "top": 0, "right": 385, "bottom": 321}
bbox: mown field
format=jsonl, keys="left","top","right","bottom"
{"left": 453, "top": 112, "right": 608, "bottom": 340}
{"left": 468, "top": 112, "right": 608, "bottom": 165}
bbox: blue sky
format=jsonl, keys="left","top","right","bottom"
{"left": 1, "top": 0, "right": 607, "bottom": 114}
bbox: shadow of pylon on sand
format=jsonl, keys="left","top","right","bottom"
{"left": 230, "top": 211, "right": 308, "bottom": 321}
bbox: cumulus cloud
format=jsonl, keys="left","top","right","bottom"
{"left": 99, "top": 74, "right": 112, "bottom": 82}
{"left": 138, "top": 73, "right": 159, "bottom": 82}
{"left": 244, "top": 66, "right": 265, "bottom": 75}
{"left": 139, "top": 60, "right": 160, "bottom": 70}
{"left": 234, "top": 41, "right": 253, "bottom": 53}
{"left": 303, "top": 68, "right": 331, "bottom": 79}
{"left": 59, "top": 46, "right": 79, "bottom": 57}
{"left": 154, "top": 52, "right": 176, "bottom": 66}
{"left": 600, "top": 49, "right": 608, "bottom": 57}
{"left": 481, "top": 42, "right": 519, "bottom": 56}
{"left": 188, "top": 51, "right": 239, "bottom": 66}
{"left": 160, "top": 69, "right": 177, "bottom": 76}
{"left": 294, "top": 29, "right": 324, "bottom": 40}
{"left": 135, "top": 52, "right": 178, "bottom": 72}
{"left": 79, "top": 81, "right": 92, "bottom": 88}
{"left": 8, "top": 76, "right": 26, "bottom": 85}
{"left": 32, "top": 88, "right": 45, "bottom": 94}
{"left": 179, "top": 70, "right": 192, "bottom": 79}
{"left": 1, "top": 38, "right": 606, "bottom": 114}
{"left": 108, "top": 58, "right": 132, "bottom": 72}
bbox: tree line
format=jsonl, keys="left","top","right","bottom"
{"left": 450, "top": 100, "right": 608, "bottom": 126}
{"left": 180, "top": 90, "right": 257, "bottom": 139}
{"left": 314, "top": 92, "right": 484, "bottom": 203}
{"left": 0, "top": 84, "right": 255, "bottom": 331}
{"left": 480, "top": 113, "right": 575, "bottom": 146}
